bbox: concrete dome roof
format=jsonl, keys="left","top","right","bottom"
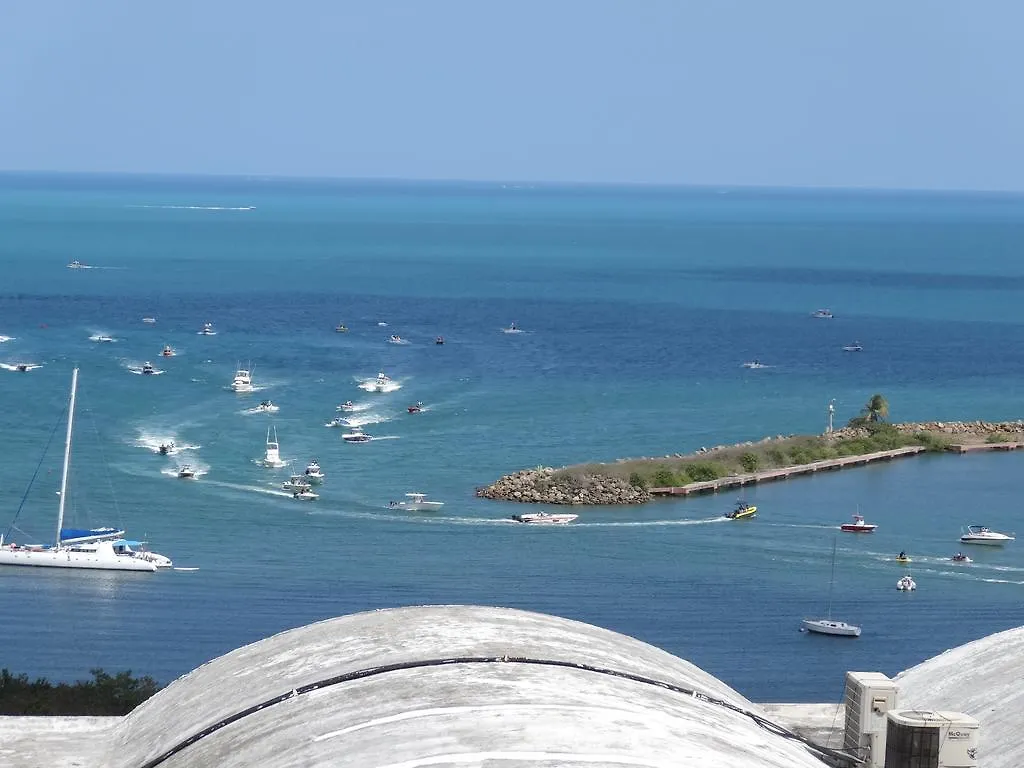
{"left": 105, "top": 605, "right": 828, "bottom": 768}
{"left": 896, "top": 624, "right": 1024, "bottom": 768}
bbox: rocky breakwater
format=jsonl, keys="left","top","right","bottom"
{"left": 892, "top": 420, "right": 1024, "bottom": 437}
{"left": 477, "top": 467, "right": 651, "bottom": 505}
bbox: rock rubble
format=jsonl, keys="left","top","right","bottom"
{"left": 476, "top": 467, "right": 650, "bottom": 505}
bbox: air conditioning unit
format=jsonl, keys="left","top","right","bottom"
{"left": 884, "top": 710, "right": 979, "bottom": 768}
{"left": 843, "top": 671, "right": 899, "bottom": 767}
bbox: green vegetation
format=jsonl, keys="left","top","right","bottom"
{"left": 0, "top": 668, "right": 160, "bottom": 715}
{"left": 567, "top": 421, "right": 953, "bottom": 489}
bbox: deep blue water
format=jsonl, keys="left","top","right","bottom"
{"left": 1, "top": 172, "right": 1023, "bottom": 702}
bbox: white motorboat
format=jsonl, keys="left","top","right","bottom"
{"left": 0, "top": 369, "right": 158, "bottom": 572}
{"left": 390, "top": 492, "right": 444, "bottom": 511}
{"left": 0, "top": 335, "right": 13, "bottom": 343}
{"left": 811, "top": 309, "right": 834, "bottom": 319}
{"left": 338, "top": 401, "right": 356, "bottom": 411}
{"left": 198, "top": 322, "right": 216, "bottom": 336}
{"left": 388, "top": 335, "right": 406, "bottom": 344}
{"left": 142, "top": 317, "right": 157, "bottom": 324}
{"left": 741, "top": 361, "right": 767, "bottom": 369}
{"left": 262, "top": 426, "right": 287, "bottom": 467}
{"left": 842, "top": 342, "right": 864, "bottom": 352}
{"left": 141, "top": 362, "right": 158, "bottom": 376}
{"left": 252, "top": 400, "right": 278, "bottom": 413}
{"left": 324, "top": 417, "right": 349, "bottom": 428}
{"left": 335, "top": 324, "right": 348, "bottom": 333}
{"left": 177, "top": 465, "right": 196, "bottom": 479}
{"left": 292, "top": 489, "right": 319, "bottom": 501}
{"left": 840, "top": 514, "right": 877, "bottom": 533}
{"left": 90, "top": 334, "right": 116, "bottom": 343}
{"left": 304, "top": 461, "right": 324, "bottom": 483}
{"left": 161, "top": 345, "right": 176, "bottom": 357}
{"left": 231, "top": 365, "right": 254, "bottom": 393}
{"left": 801, "top": 540, "right": 861, "bottom": 638}
{"left": 68, "top": 260, "right": 90, "bottom": 269}
{"left": 371, "top": 372, "right": 391, "bottom": 392}
{"left": 511, "top": 511, "right": 578, "bottom": 525}
{"left": 342, "top": 427, "right": 372, "bottom": 443}
{"left": 960, "top": 525, "right": 1015, "bottom": 545}
{"left": 1, "top": 363, "right": 42, "bottom": 372}
{"left": 896, "top": 575, "right": 917, "bottom": 592}
{"left": 282, "top": 475, "right": 312, "bottom": 493}
{"left": 502, "top": 322, "right": 523, "bottom": 334}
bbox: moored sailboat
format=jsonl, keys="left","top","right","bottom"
{"left": 801, "top": 540, "right": 860, "bottom": 638}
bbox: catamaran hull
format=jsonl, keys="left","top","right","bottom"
{"left": 0, "top": 549, "right": 156, "bottom": 572}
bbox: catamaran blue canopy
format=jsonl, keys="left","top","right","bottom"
{"left": 60, "top": 527, "right": 125, "bottom": 544}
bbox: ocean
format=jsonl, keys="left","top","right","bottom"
{"left": 1, "top": 172, "right": 1023, "bottom": 703}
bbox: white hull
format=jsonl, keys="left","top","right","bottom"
{"left": 0, "top": 545, "right": 156, "bottom": 572}
{"left": 960, "top": 536, "right": 1013, "bottom": 545}
{"left": 402, "top": 502, "right": 444, "bottom": 511}
{"left": 512, "top": 513, "right": 578, "bottom": 525}
{"left": 801, "top": 618, "right": 860, "bottom": 637}
{"left": 232, "top": 384, "right": 254, "bottom": 393}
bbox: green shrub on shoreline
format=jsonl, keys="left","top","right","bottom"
{"left": 0, "top": 668, "right": 160, "bottom": 715}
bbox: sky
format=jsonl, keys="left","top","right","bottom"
{"left": 0, "top": 1, "right": 1021, "bottom": 190}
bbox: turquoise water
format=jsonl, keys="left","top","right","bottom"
{"left": 1, "top": 172, "right": 1023, "bottom": 702}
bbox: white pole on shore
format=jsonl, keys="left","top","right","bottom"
{"left": 827, "top": 399, "right": 835, "bottom": 434}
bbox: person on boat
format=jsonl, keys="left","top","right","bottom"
{"left": 898, "top": 551, "right": 906, "bottom": 560}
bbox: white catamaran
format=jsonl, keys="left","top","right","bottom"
{"left": 0, "top": 369, "right": 159, "bottom": 571}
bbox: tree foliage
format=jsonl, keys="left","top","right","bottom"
{"left": 0, "top": 668, "right": 160, "bottom": 715}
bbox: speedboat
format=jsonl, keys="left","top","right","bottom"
{"left": 304, "top": 460, "right": 324, "bottom": 483}
{"left": 282, "top": 475, "right": 312, "bottom": 493}
{"left": 435, "top": 336, "right": 445, "bottom": 345}
{"left": 392, "top": 492, "right": 444, "bottom": 511}
{"left": 503, "top": 323, "right": 523, "bottom": 334}
{"left": 68, "top": 260, "right": 88, "bottom": 269}
{"left": 840, "top": 514, "right": 877, "bottom": 533}
{"left": 511, "top": 511, "right": 578, "bottom": 525}
{"left": 388, "top": 335, "right": 406, "bottom": 344}
{"left": 324, "top": 417, "right": 349, "bottom": 428}
{"left": 91, "top": 334, "right": 116, "bottom": 343}
{"left": 725, "top": 501, "right": 757, "bottom": 520}
{"left": 141, "top": 362, "right": 157, "bottom": 375}
{"left": 253, "top": 400, "right": 279, "bottom": 413}
{"left": 198, "top": 322, "right": 216, "bottom": 336}
{"left": 407, "top": 402, "right": 423, "bottom": 414}
{"left": 158, "top": 441, "right": 175, "bottom": 456}
{"left": 262, "top": 426, "right": 287, "bottom": 467}
{"left": 335, "top": 324, "right": 348, "bottom": 333}
{"left": 177, "top": 465, "right": 196, "bottom": 479}
{"left": 292, "top": 489, "right": 319, "bottom": 501}
{"left": 342, "top": 427, "right": 372, "bottom": 443}
{"left": 142, "top": 317, "right": 157, "bottom": 324}
{"left": 842, "top": 342, "right": 863, "bottom": 352}
{"left": 231, "top": 366, "right": 254, "bottom": 393}
{"left": 372, "top": 372, "right": 391, "bottom": 392}
{"left": 338, "top": 401, "right": 356, "bottom": 412}
{"left": 741, "top": 361, "right": 766, "bottom": 369}
{"left": 960, "top": 525, "right": 1015, "bottom": 545}
{"left": 811, "top": 309, "right": 834, "bottom": 319}
{"left": 951, "top": 553, "right": 972, "bottom": 563}
{"left": 161, "top": 345, "right": 176, "bottom": 357}
{"left": 896, "top": 575, "right": 917, "bottom": 592}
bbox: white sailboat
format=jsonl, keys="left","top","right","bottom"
{"left": 262, "top": 425, "right": 287, "bottom": 468}
{"left": 801, "top": 540, "right": 861, "bottom": 638}
{"left": 0, "top": 369, "right": 158, "bottom": 572}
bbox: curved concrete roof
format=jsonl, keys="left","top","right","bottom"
{"left": 896, "top": 624, "right": 1024, "bottom": 768}
{"left": 106, "top": 605, "right": 829, "bottom": 768}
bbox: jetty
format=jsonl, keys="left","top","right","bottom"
{"left": 648, "top": 446, "right": 926, "bottom": 497}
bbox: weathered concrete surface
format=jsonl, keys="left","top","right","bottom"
{"left": 0, "top": 716, "right": 117, "bottom": 768}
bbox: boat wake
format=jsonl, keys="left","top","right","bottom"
{"left": 341, "top": 413, "right": 392, "bottom": 428}
{"left": 0, "top": 363, "right": 43, "bottom": 372}
{"left": 0, "top": 335, "right": 14, "bottom": 343}
{"left": 582, "top": 517, "right": 725, "bottom": 528}
{"left": 358, "top": 379, "right": 402, "bottom": 393}
{"left": 173, "top": 567, "right": 201, "bottom": 572}
{"left": 160, "top": 465, "right": 209, "bottom": 479}
{"left": 337, "top": 401, "right": 372, "bottom": 413}
{"left": 128, "top": 204, "right": 255, "bottom": 212}
{"left": 133, "top": 433, "right": 200, "bottom": 455}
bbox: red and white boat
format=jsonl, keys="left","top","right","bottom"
{"left": 840, "top": 514, "right": 877, "bottom": 533}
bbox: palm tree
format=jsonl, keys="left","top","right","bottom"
{"left": 862, "top": 394, "right": 889, "bottom": 423}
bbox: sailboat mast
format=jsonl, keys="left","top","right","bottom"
{"left": 54, "top": 368, "right": 79, "bottom": 548}
{"left": 826, "top": 538, "right": 837, "bottom": 619}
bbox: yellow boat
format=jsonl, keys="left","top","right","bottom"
{"left": 726, "top": 502, "right": 757, "bottom": 520}
{"left": 895, "top": 555, "right": 912, "bottom": 564}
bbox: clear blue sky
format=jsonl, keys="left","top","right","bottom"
{"left": 1, "top": 1, "right": 1020, "bottom": 189}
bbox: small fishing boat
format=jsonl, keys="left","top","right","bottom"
{"left": 292, "top": 489, "right": 319, "bottom": 501}
{"left": 324, "top": 417, "right": 348, "bottom": 428}
{"left": 141, "top": 362, "right": 157, "bottom": 375}
{"left": 842, "top": 342, "right": 863, "bottom": 352}
{"left": 741, "top": 360, "right": 767, "bottom": 369}
{"left": 951, "top": 552, "right": 972, "bottom": 563}
{"left": 335, "top": 324, "right": 348, "bottom": 333}
{"left": 304, "top": 460, "right": 324, "bottom": 483}
{"left": 158, "top": 441, "right": 175, "bottom": 456}
{"left": 198, "top": 322, "right": 216, "bottom": 336}
{"left": 177, "top": 465, "right": 196, "bottom": 480}
{"left": 725, "top": 501, "right": 757, "bottom": 520}
{"left": 389, "top": 492, "right": 444, "bottom": 511}
{"left": 388, "top": 335, "right": 406, "bottom": 345}
{"left": 142, "top": 317, "right": 157, "bottom": 324}
{"left": 337, "top": 401, "right": 356, "bottom": 411}
{"left": 407, "top": 402, "right": 423, "bottom": 414}
{"left": 840, "top": 514, "right": 877, "bottom": 533}
{"left": 261, "top": 426, "right": 287, "bottom": 467}
{"left": 511, "top": 511, "right": 578, "bottom": 525}
{"left": 342, "top": 427, "right": 372, "bottom": 443}
{"left": 811, "top": 309, "right": 834, "bottom": 319}
{"left": 960, "top": 525, "right": 1015, "bottom": 545}
{"left": 161, "top": 345, "right": 176, "bottom": 357}
{"left": 282, "top": 475, "right": 312, "bottom": 493}
{"left": 252, "top": 400, "right": 278, "bottom": 413}
{"left": 896, "top": 575, "right": 917, "bottom": 592}
{"left": 371, "top": 372, "right": 391, "bottom": 392}
{"left": 435, "top": 336, "right": 445, "bottom": 345}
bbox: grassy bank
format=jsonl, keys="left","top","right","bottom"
{"left": 557, "top": 423, "right": 953, "bottom": 490}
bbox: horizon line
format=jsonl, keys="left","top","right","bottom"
{"left": 2, "top": 168, "right": 1024, "bottom": 197}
